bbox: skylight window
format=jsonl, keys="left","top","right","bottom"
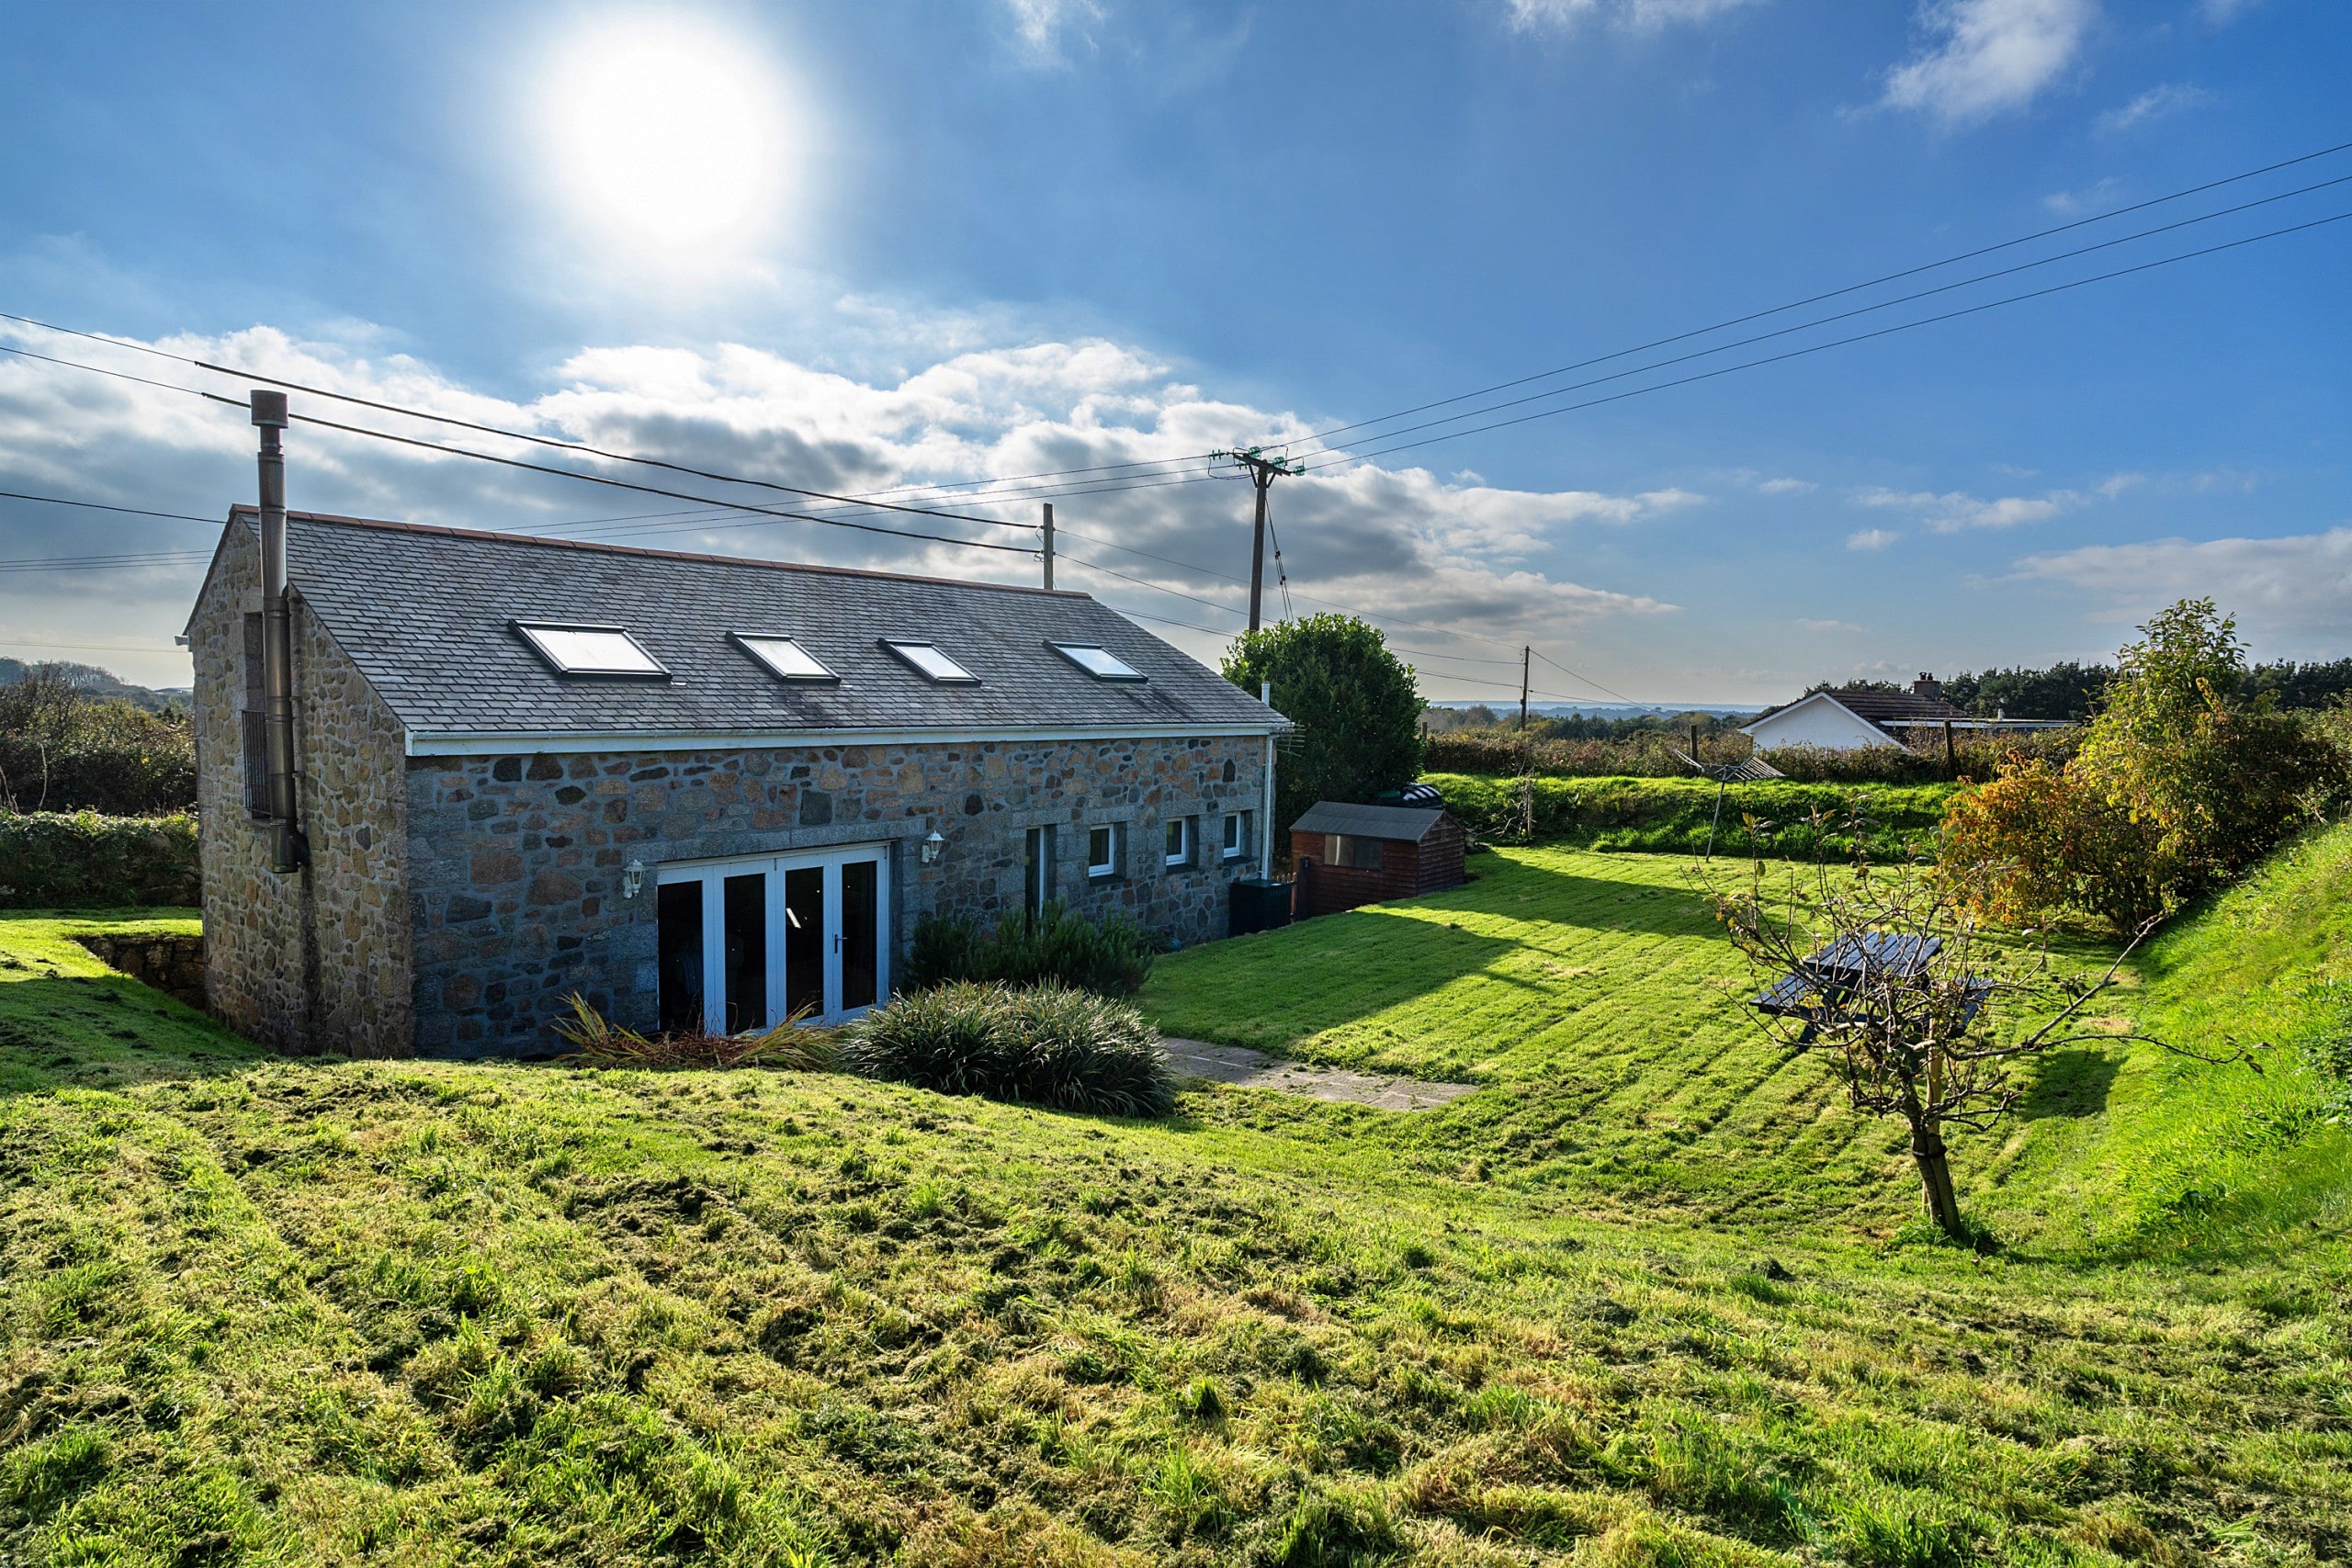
{"left": 880, "top": 639, "right": 978, "bottom": 684}
{"left": 1049, "top": 642, "right": 1145, "bottom": 682}
{"left": 731, "top": 633, "right": 837, "bottom": 682}
{"left": 513, "top": 621, "right": 667, "bottom": 678}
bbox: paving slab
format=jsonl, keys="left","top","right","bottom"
{"left": 1161, "top": 1037, "right": 1476, "bottom": 1112}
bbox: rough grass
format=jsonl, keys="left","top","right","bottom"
{"left": 0, "top": 829, "right": 2347, "bottom": 1564}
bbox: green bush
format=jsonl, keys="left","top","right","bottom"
{"left": 1424, "top": 728, "right": 2077, "bottom": 784}
{"left": 0, "top": 667, "right": 194, "bottom": 815}
{"left": 904, "top": 900, "right": 1159, "bottom": 996}
{"left": 1421, "top": 773, "right": 1954, "bottom": 861}
{"left": 0, "top": 812, "right": 199, "bottom": 908}
{"left": 842, "top": 981, "right": 1175, "bottom": 1117}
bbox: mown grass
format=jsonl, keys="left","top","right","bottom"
{"left": 1, "top": 829, "right": 2347, "bottom": 1565}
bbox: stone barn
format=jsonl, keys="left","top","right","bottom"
{"left": 1289, "top": 800, "right": 1467, "bottom": 919}
{"left": 186, "top": 508, "right": 1284, "bottom": 1057}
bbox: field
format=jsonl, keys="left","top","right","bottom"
{"left": 1, "top": 835, "right": 2348, "bottom": 1565}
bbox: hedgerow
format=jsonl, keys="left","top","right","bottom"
{"left": 1420, "top": 773, "right": 1955, "bottom": 860}
{"left": 0, "top": 812, "right": 199, "bottom": 908}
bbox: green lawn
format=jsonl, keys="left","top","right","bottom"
{"left": 1, "top": 835, "right": 2347, "bottom": 1566}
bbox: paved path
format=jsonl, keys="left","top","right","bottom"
{"left": 1160, "top": 1037, "right": 1476, "bottom": 1112}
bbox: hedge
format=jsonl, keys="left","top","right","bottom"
{"left": 1419, "top": 773, "right": 1959, "bottom": 861}
{"left": 1423, "top": 730, "right": 2079, "bottom": 784}
{"left": 0, "top": 812, "right": 200, "bottom": 908}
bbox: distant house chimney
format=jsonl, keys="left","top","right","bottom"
{"left": 1912, "top": 671, "right": 1942, "bottom": 701}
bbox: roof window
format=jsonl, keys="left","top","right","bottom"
{"left": 1049, "top": 642, "right": 1145, "bottom": 682}
{"left": 881, "top": 639, "right": 978, "bottom": 684}
{"left": 513, "top": 621, "right": 667, "bottom": 678}
{"left": 731, "top": 633, "right": 838, "bottom": 682}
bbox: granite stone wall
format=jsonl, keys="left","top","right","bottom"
{"left": 191, "top": 525, "right": 415, "bottom": 1057}
{"left": 407, "top": 733, "right": 1269, "bottom": 1056}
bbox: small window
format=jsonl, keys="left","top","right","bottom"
{"left": 514, "top": 621, "right": 666, "bottom": 678}
{"left": 882, "top": 639, "right": 978, "bottom": 683}
{"left": 1327, "top": 834, "right": 1385, "bottom": 870}
{"left": 1222, "top": 812, "right": 1248, "bottom": 860}
{"left": 1164, "top": 817, "right": 1193, "bottom": 868}
{"left": 732, "top": 633, "right": 837, "bottom": 682}
{"left": 1050, "top": 642, "right": 1145, "bottom": 682}
{"left": 1088, "top": 824, "right": 1120, "bottom": 879}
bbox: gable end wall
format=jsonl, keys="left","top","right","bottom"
{"left": 191, "top": 524, "right": 414, "bottom": 1055}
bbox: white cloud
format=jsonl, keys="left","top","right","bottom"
{"left": 1507, "top": 0, "right": 1760, "bottom": 34}
{"left": 2097, "top": 82, "right": 2215, "bottom": 133}
{"left": 2201, "top": 0, "right": 2262, "bottom": 22}
{"left": 2011, "top": 528, "right": 2352, "bottom": 650}
{"left": 1757, "top": 476, "right": 1816, "bottom": 495}
{"left": 2043, "top": 175, "right": 2126, "bottom": 216}
{"left": 1795, "top": 617, "right": 1867, "bottom": 632}
{"left": 1002, "top": 0, "right": 1104, "bottom": 65}
{"left": 1853, "top": 473, "right": 2137, "bottom": 532}
{"left": 1880, "top": 0, "right": 2098, "bottom": 128}
{"left": 1847, "top": 528, "right": 1898, "bottom": 551}
{"left": 0, "top": 314, "right": 1677, "bottom": 684}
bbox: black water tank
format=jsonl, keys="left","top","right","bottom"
{"left": 1228, "top": 876, "right": 1295, "bottom": 937}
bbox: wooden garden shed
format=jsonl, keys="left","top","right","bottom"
{"left": 1290, "top": 800, "right": 1467, "bottom": 919}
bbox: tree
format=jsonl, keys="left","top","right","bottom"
{"left": 1222, "top": 615, "right": 1424, "bottom": 849}
{"left": 1703, "top": 831, "right": 2230, "bottom": 1240}
{"left": 2073, "top": 598, "right": 2343, "bottom": 894}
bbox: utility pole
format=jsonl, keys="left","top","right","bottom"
{"left": 1213, "top": 446, "right": 1305, "bottom": 633}
{"left": 1041, "top": 502, "right": 1054, "bottom": 591}
{"left": 1518, "top": 645, "right": 1531, "bottom": 733}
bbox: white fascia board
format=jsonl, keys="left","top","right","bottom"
{"left": 405, "top": 720, "right": 1288, "bottom": 758}
{"left": 1738, "top": 691, "right": 1836, "bottom": 737}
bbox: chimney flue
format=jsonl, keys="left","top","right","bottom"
{"left": 252, "top": 389, "right": 306, "bottom": 874}
{"left": 1911, "top": 671, "right": 1942, "bottom": 701}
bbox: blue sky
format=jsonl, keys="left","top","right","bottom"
{"left": 1, "top": 0, "right": 2346, "bottom": 703}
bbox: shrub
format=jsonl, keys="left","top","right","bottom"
{"left": 0, "top": 667, "right": 194, "bottom": 815}
{"left": 0, "top": 812, "right": 199, "bottom": 908}
{"left": 1424, "top": 728, "right": 2078, "bottom": 784}
{"left": 548, "top": 993, "right": 838, "bottom": 1070}
{"left": 1939, "top": 761, "right": 2171, "bottom": 936}
{"left": 903, "top": 900, "right": 1159, "bottom": 996}
{"left": 1422, "top": 773, "right": 1954, "bottom": 861}
{"left": 842, "top": 981, "right": 1175, "bottom": 1117}
{"left": 1943, "top": 601, "right": 2348, "bottom": 932}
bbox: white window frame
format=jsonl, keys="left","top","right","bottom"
{"left": 1048, "top": 642, "right": 1147, "bottom": 682}
{"left": 654, "top": 843, "right": 891, "bottom": 1032}
{"left": 1221, "top": 811, "right": 1248, "bottom": 861}
{"left": 1024, "top": 825, "right": 1056, "bottom": 915}
{"left": 730, "top": 632, "right": 838, "bottom": 682}
{"left": 1087, "top": 823, "right": 1121, "bottom": 880}
{"left": 513, "top": 620, "right": 668, "bottom": 678}
{"left": 880, "top": 638, "right": 979, "bottom": 684}
{"left": 1164, "top": 816, "right": 1193, "bottom": 868}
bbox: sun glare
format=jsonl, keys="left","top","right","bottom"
{"left": 538, "top": 16, "right": 800, "bottom": 263}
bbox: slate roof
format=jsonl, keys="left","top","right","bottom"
{"left": 1821, "top": 689, "right": 1969, "bottom": 725}
{"left": 1291, "top": 801, "right": 1449, "bottom": 842}
{"left": 224, "top": 510, "right": 1283, "bottom": 741}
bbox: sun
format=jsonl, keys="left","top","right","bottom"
{"left": 537, "top": 15, "right": 801, "bottom": 263}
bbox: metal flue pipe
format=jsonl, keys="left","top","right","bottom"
{"left": 252, "top": 389, "right": 305, "bottom": 874}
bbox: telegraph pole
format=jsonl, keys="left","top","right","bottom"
{"left": 1518, "top": 646, "right": 1531, "bottom": 733}
{"left": 1213, "top": 446, "right": 1305, "bottom": 633}
{"left": 1041, "top": 502, "right": 1054, "bottom": 591}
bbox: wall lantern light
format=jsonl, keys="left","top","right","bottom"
{"left": 622, "top": 859, "right": 646, "bottom": 899}
{"left": 921, "top": 831, "right": 946, "bottom": 866}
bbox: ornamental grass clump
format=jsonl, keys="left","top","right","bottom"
{"left": 548, "top": 993, "right": 839, "bottom": 1071}
{"left": 842, "top": 980, "right": 1175, "bottom": 1117}
{"left": 903, "top": 901, "right": 1159, "bottom": 997}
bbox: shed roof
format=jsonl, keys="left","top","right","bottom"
{"left": 1291, "top": 801, "right": 1449, "bottom": 842}
{"left": 209, "top": 510, "right": 1284, "bottom": 747}
{"left": 1819, "top": 688, "right": 1969, "bottom": 724}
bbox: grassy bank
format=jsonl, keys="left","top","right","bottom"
{"left": 1, "top": 831, "right": 2347, "bottom": 1564}
{"left": 1419, "top": 773, "right": 1958, "bottom": 860}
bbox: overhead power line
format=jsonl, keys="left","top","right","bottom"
{"left": 1298, "top": 137, "right": 2352, "bottom": 449}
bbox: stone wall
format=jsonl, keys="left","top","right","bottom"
{"left": 73, "top": 932, "right": 208, "bottom": 1010}
{"left": 190, "top": 525, "right": 415, "bottom": 1057}
{"left": 407, "top": 733, "right": 1268, "bottom": 1056}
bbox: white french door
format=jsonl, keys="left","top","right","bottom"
{"left": 655, "top": 844, "right": 889, "bottom": 1033}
